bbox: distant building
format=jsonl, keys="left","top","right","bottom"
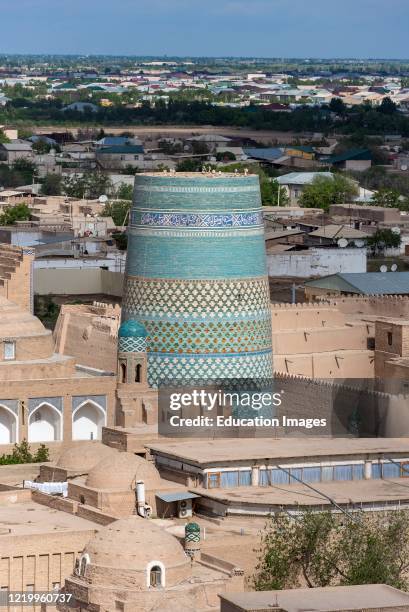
{"left": 96, "top": 144, "right": 145, "bottom": 170}
{"left": 0, "top": 140, "right": 33, "bottom": 165}
{"left": 325, "top": 148, "right": 372, "bottom": 171}
{"left": 305, "top": 272, "right": 409, "bottom": 300}
{"left": 276, "top": 171, "right": 334, "bottom": 205}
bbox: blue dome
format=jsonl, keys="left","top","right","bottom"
{"left": 118, "top": 320, "right": 148, "bottom": 338}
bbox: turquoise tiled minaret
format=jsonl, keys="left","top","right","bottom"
{"left": 121, "top": 172, "right": 273, "bottom": 386}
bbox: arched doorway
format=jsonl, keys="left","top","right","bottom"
{"left": 28, "top": 404, "right": 61, "bottom": 442}
{"left": 72, "top": 401, "right": 105, "bottom": 441}
{"left": 0, "top": 406, "right": 17, "bottom": 444}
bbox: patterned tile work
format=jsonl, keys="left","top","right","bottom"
{"left": 143, "top": 318, "right": 272, "bottom": 354}
{"left": 118, "top": 337, "right": 147, "bottom": 353}
{"left": 147, "top": 351, "right": 273, "bottom": 385}
{"left": 122, "top": 276, "right": 271, "bottom": 321}
{"left": 132, "top": 210, "right": 263, "bottom": 228}
{"left": 122, "top": 174, "right": 273, "bottom": 385}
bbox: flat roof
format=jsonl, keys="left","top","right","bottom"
{"left": 219, "top": 584, "right": 409, "bottom": 611}
{"left": 0, "top": 501, "right": 97, "bottom": 536}
{"left": 193, "top": 477, "right": 409, "bottom": 508}
{"left": 148, "top": 438, "right": 409, "bottom": 467}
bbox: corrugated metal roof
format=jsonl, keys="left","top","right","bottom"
{"left": 306, "top": 272, "right": 409, "bottom": 295}
{"left": 155, "top": 491, "right": 200, "bottom": 503}
{"left": 277, "top": 172, "right": 333, "bottom": 185}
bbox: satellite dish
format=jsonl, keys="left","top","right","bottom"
{"left": 380, "top": 265, "right": 388, "bottom": 273}
{"left": 391, "top": 264, "right": 398, "bottom": 272}
{"left": 392, "top": 226, "right": 401, "bottom": 235}
{"left": 354, "top": 239, "right": 365, "bottom": 248}
{"left": 98, "top": 195, "right": 108, "bottom": 203}
{"left": 337, "top": 238, "right": 348, "bottom": 248}
{"left": 401, "top": 165, "right": 408, "bottom": 171}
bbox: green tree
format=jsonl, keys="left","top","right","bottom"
{"left": 253, "top": 510, "right": 409, "bottom": 592}
{"left": 367, "top": 228, "right": 401, "bottom": 253}
{"left": 11, "top": 159, "right": 37, "bottom": 184}
{"left": 40, "top": 173, "right": 62, "bottom": 196}
{"left": 0, "top": 203, "right": 31, "bottom": 225}
{"left": 32, "top": 139, "right": 51, "bottom": 154}
{"left": 101, "top": 200, "right": 131, "bottom": 227}
{"left": 300, "top": 175, "right": 358, "bottom": 212}
{"left": 378, "top": 97, "right": 397, "bottom": 115}
{"left": 62, "top": 172, "right": 112, "bottom": 199}
{"left": 371, "top": 188, "right": 400, "bottom": 208}
{"left": 116, "top": 183, "right": 133, "bottom": 200}
{"left": 329, "top": 98, "right": 347, "bottom": 115}
{"left": 0, "top": 129, "right": 10, "bottom": 144}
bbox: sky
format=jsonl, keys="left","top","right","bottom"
{"left": 0, "top": 0, "right": 408, "bottom": 58}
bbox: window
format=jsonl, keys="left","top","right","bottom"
{"left": 150, "top": 565, "right": 162, "bottom": 588}
{"left": 207, "top": 472, "right": 220, "bottom": 488}
{"left": 387, "top": 332, "right": 393, "bottom": 346}
{"left": 4, "top": 341, "right": 15, "bottom": 360}
{"left": 26, "top": 585, "right": 34, "bottom": 592}
{"left": 135, "top": 364, "right": 142, "bottom": 383}
{"left": 79, "top": 554, "right": 90, "bottom": 576}
{"left": 120, "top": 362, "right": 127, "bottom": 383}
{"left": 52, "top": 583, "right": 60, "bottom": 591}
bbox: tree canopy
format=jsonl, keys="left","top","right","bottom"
{"left": 299, "top": 175, "right": 358, "bottom": 212}
{"left": 253, "top": 509, "right": 409, "bottom": 592}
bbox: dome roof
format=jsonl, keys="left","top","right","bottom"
{"left": 0, "top": 296, "right": 47, "bottom": 338}
{"left": 56, "top": 443, "right": 116, "bottom": 472}
{"left": 118, "top": 320, "right": 147, "bottom": 338}
{"left": 85, "top": 452, "right": 161, "bottom": 490}
{"left": 85, "top": 516, "right": 189, "bottom": 573}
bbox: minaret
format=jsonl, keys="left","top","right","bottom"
{"left": 121, "top": 172, "right": 273, "bottom": 387}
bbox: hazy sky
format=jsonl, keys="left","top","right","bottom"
{"left": 1, "top": 0, "right": 408, "bottom": 58}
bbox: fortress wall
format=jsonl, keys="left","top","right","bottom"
{"left": 271, "top": 303, "right": 346, "bottom": 330}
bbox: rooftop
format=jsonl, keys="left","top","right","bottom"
{"left": 0, "top": 501, "right": 97, "bottom": 537}
{"left": 277, "top": 171, "right": 333, "bottom": 185}
{"left": 308, "top": 224, "right": 370, "bottom": 239}
{"left": 148, "top": 437, "right": 409, "bottom": 467}
{"left": 193, "top": 477, "right": 409, "bottom": 508}
{"left": 219, "top": 584, "right": 409, "bottom": 612}
{"left": 306, "top": 272, "right": 409, "bottom": 295}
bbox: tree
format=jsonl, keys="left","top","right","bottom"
{"left": 40, "top": 173, "right": 62, "bottom": 196}
{"left": 378, "top": 97, "right": 397, "bottom": 115}
{"left": 216, "top": 151, "right": 236, "bottom": 161}
{"left": 101, "top": 200, "right": 131, "bottom": 227}
{"left": 0, "top": 129, "right": 10, "bottom": 144}
{"left": 11, "top": 159, "right": 37, "bottom": 184}
{"left": 32, "top": 139, "right": 51, "bottom": 154}
{"left": 300, "top": 175, "right": 358, "bottom": 212}
{"left": 367, "top": 228, "right": 401, "bottom": 253}
{"left": 329, "top": 98, "right": 347, "bottom": 115}
{"left": 116, "top": 183, "right": 133, "bottom": 200}
{"left": 371, "top": 188, "right": 400, "bottom": 208}
{"left": 62, "top": 172, "right": 112, "bottom": 199}
{"left": 0, "top": 203, "right": 30, "bottom": 225}
{"left": 253, "top": 510, "right": 409, "bottom": 592}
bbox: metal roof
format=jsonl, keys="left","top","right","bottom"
{"left": 243, "top": 147, "right": 283, "bottom": 161}
{"left": 155, "top": 491, "right": 200, "bottom": 503}
{"left": 306, "top": 272, "right": 409, "bottom": 295}
{"left": 97, "top": 145, "right": 144, "bottom": 155}
{"left": 276, "top": 171, "right": 333, "bottom": 185}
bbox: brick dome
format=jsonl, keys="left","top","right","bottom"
{"left": 83, "top": 516, "right": 190, "bottom": 586}
{"left": 85, "top": 451, "right": 161, "bottom": 490}
{"left": 56, "top": 443, "right": 116, "bottom": 472}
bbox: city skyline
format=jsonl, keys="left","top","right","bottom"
{"left": 1, "top": 0, "right": 408, "bottom": 58}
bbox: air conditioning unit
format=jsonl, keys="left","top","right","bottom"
{"left": 178, "top": 499, "right": 192, "bottom": 518}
